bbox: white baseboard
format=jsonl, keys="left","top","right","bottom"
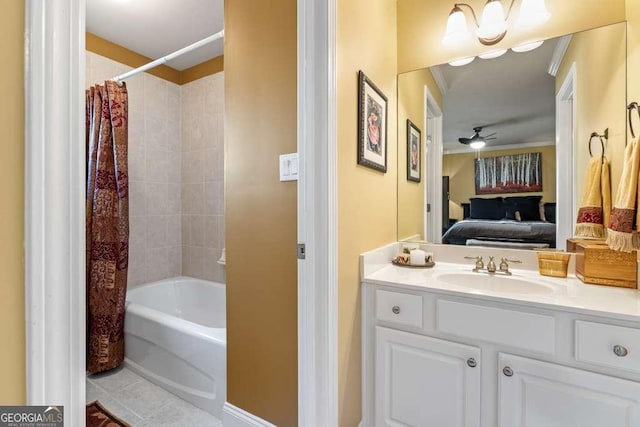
{"left": 222, "top": 402, "right": 276, "bottom": 427}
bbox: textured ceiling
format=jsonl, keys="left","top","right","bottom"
{"left": 86, "top": 0, "right": 224, "bottom": 70}
{"left": 432, "top": 37, "right": 559, "bottom": 152}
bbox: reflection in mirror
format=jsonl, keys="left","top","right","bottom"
{"left": 397, "top": 22, "right": 627, "bottom": 250}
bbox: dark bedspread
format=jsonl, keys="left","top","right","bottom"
{"left": 442, "top": 219, "right": 556, "bottom": 248}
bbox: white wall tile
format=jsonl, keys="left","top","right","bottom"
{"left": 167, "top": 215, "right": 182, "bottom": 247}
{"left": 146, "top": 215, "right": 168, "bottom": 249}
{"left": 89, "top": 53, "right": 226, "bottom": 285}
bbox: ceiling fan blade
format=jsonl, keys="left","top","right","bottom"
{"left": 458, "top": 138, "right": 472, "bottom": 144}
{"left": 484, "top": 132, "right": 497, "bottom": 138}
{"left": 485, "top": 137, "right": 497, "bottom": 140}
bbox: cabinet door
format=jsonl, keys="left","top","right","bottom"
{"left": 375, "top": 326, "right": 481, "bottom": 427}
{"left": 499, "top": 353, "right": 640, "bottom": 427}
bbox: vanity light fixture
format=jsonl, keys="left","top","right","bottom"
{"left": 478, "top": 48, "right": 508, "bottom": 59}
{"left": 448, "top": 56, "right": 476, "bottom": 66}
{"left": 443, "top": 0, "right": 551, "bottom": 46}
{"left": 448, "top": 39, "right": 544, "bottom": 66}
{"left": 511, "top": 40, "right": 544, "bottom": 52}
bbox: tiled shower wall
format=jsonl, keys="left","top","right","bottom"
{"left": 86, "top": 52, "right": 225, "bottom": 285}
{"left": 181, "top": 73, "right": 225, "bottom": 283}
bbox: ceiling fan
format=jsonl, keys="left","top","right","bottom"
{"left": 458, "top": 126, "right": 496, "bottom": 149}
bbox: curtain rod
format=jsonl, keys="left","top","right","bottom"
{"left": 112, "top": 29, "right": 224, "bottom": 84}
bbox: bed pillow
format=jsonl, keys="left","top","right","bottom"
{"left": 469, "top": 197, "right": 505, "bottom": 220}
{"left": 504, "top": 196, "right": 543, "bottom": 221}
{"left": 544, "top": 202, "right": 556, "bottom": 223}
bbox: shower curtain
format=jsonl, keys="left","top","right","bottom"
{"left": 86, "top": 81, "right": 130, "bottom": 374}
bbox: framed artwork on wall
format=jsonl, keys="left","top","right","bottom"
{"left": 406, "top": 119, "right": 421, "bottom": 182}
{"left": 475, "top": 152, "right": 543, "bottom": 194}
{"left": 358, "top": 70, "right": 388, "bottom": 172}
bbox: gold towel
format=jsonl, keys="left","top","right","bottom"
{"left": 607, "top": 137, "right": 640, "bottom": 252}
{"left": 575, "top": 156, "right": 611, "bottom": 238}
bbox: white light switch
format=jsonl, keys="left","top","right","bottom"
{"left": 279, "top": 153, "right": 299, "bottom": 181}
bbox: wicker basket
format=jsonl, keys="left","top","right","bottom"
{"left": 537, "top": 251, "right": 571, "bottom": 278}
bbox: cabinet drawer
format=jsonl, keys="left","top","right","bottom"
{"left": 575, "top": 321, "right": 640, "bottom": 374}
{"left": 437, "top": 300, "right": 555, "bottom": 355}
{"left": 375, "top": 290, "right": 423, "bottom": 328}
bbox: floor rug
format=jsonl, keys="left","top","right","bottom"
{"left": 86, "top": 400, "right": 131, "bottom": 427}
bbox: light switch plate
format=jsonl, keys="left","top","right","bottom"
{"left": 279, "top": 153, "right": 299, "bottom": 181}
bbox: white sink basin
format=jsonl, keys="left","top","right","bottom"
{"left": 437, "top": 272, "right": 556, "bottom": 295}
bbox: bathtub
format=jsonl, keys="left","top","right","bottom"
{"left": 124, "top": 277, "right": 226, "bottom": 417}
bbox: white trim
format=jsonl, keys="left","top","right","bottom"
{"left": 223, "top": 403, "right": 277, "bottom": 427}
{"left": 25, "top": 0, "right": 86, "bottom": 426}
{"left": 297, "top": 0, "right": 338, "bottom": 425}
{"left": 443, "top": 139, "right": 556, "bottom": 155}
{"left": 556, "top": 62, "right": 577, "bottom": 247}
{"left": 425, "top": 87, "right": 443, "bottom": 243}
{"left": 429, "top": 65, "right": 448, "bottom": 95}
{"left": 548, "top": 34, "right": 573, "bottom": 77}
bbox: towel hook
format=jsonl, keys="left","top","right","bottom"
{"left": 588, "top": 128, "right": 608, "bottom": 157}
{"left": 629, "top": 102, "right": 639, "bottom": 138}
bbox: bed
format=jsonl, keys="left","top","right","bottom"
{"left": 442, "top": 196, "right": 557, "bottom": 248}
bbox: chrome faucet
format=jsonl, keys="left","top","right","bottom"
{"left": 487, "top": 256, "right": 497, "bottom": 273}
{"left": 465, "top": 255, "right": 521, "bottom": 275}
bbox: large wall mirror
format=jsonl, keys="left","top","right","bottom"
{"left": 397, "top": 21, "right": 627, "bottom": 250}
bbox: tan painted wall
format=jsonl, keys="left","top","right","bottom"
{"left": 397, "top": 0, "right": 626, "bottom": 74}
{"left": 337, "top": 0, "right": 398, "bottom": 425}
{"left": 628, "top": 0, "right": 640, "bottom": 105}
{"left": 397, "top": 69, "right": 442, "bottom": 240}
{"left": 0, "top": 0, "right": 25, "bottom": 404}
{"left": 443, "top": 145, "right": 557, "bottom": 220}
{"left": 556, "top": 23, "right": 627, "bottom": 211}
{"left": 224, "top": 0, "right": 298, "bottom": 425}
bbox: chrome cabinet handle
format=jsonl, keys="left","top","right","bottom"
{"left": 503, "top": 366, "right": 514, "bottom": 377}
{"left": 392, "top": 305, "right": 401, "bottom": 315}
{"left": 467, "top": 358, "right": 477, "bottom": 368}
{"left": 613, "top": 345, "right": 629, "bottom": 357}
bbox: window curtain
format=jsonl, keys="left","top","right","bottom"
{"left": 86, "top": 81, "right": 129, "bottom": 374}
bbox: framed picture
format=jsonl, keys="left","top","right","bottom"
{"left": 475, "top": 152, "right": 543, "bottom": 194}
{"left": 358, "top": 70, "right": 388, "bottom": 172}
{"left": 406, "top": 119, "right": 421, "bottom": 182}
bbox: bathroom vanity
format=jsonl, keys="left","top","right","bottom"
{"left": 361, "top": 243, "right": 640, "bottom": 427}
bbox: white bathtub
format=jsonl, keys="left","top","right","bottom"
{"left": 124, "top": 277, "right": 226, "bottom": 417}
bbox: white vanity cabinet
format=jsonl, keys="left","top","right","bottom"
{"left": 375, "top": 326, "right": 481, "bottom": 427}
{"left": 499, "top": 353, "right": 640, "bottom": 427}
{"left": 362, "top": 284, "right": 640, "bottom": 427}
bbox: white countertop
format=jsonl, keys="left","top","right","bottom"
{"left": 362, "top": 243, "right": 640, "bottom": 323}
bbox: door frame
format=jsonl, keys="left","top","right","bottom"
{"left": 297, "top": 0, "right": 338, "bottom": 425}
{"left": 24, "top": 1, "right": 86, "bottom": 426}
{"left": 424, "top": 87, "right": 443, "bottom": 243}
{"left": 556, "top": 62, "right": 577, "bottom": 248}
{"left": 24, "top": 0, "right": 337, "bottom": 426}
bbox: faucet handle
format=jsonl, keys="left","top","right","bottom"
{"left": 464, "top": 255, "right": 484, "bottom": 271}
{"left": 499, "top": 257, "right": 521, "bottom": 273}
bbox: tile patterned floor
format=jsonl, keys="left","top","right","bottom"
{"left": 87, "top": 366, "right": 222, "bottom": 427}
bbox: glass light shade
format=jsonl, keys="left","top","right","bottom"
{"left": 511, "top": 40, "right": 544, "bottom": 52}
{"left": 479, "top": 48, "right": 508, "bottom": 59}
{"left": 470, "top": 140, "right": 486, "bottom": 149}
{"left": 516, "top": 0, "right": 551, "bottom": 28}
{"left": 443, "top": 8, "right": 471, "bottom": 44}
{"left": 477, "top": 0, "right": 507, "bottom": 40}
{"left": 448, "top": 56, "right": 476, "bottom": 67}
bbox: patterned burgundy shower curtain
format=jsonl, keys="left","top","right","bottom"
{"left": 86, "top": 81, "right": 129, "bottom": 374}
